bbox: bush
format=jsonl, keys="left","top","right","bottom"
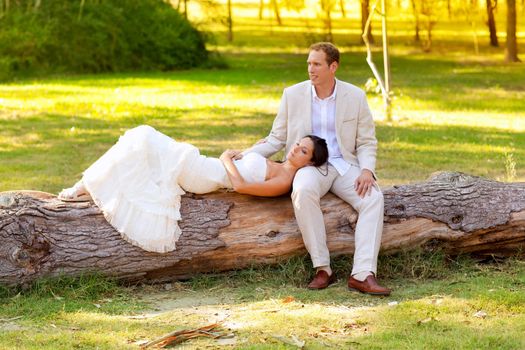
{"left": 0, "top": 0, "right": 210, "bottom": 80}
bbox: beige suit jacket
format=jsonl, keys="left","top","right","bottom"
{"left": 245, "top": 79, "right": 378, "bottom": 174}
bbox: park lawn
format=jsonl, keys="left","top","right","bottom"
{"left": 1, "top": 256, "right": 524, "bottom": 349}
{"left": 1, "top": 4, "right": 525, "bottom": 349}
{"left": 1, "top": 49, "right": 524, "bottom": 192}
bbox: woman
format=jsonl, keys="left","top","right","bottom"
{"left": 58, "top": 125, "right": 328, "bottom": 253}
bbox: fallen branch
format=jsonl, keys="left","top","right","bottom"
{"left": 141, "top": 323, "right": 226, "bottom": 349}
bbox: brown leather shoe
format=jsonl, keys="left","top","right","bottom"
{"left": 347, "top": 275, "right": 391, "bottom": 296}
{"left": 307, "top": 270, "right": 336, "bottom": 289}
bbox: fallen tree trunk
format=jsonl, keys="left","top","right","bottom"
{"left": 1, "top": 172, "right": 524, "bottom": 286}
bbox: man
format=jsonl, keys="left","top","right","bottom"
{"left": 245, "top": 42, "right": 390, "bottom": 295}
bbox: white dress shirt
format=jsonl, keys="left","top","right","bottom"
{"left": 311, "top": 82, "right": 351, "bottom": 176}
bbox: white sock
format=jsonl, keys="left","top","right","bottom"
{"left": 352, "top": 271, "right": 373, "bottom": 282}
{"left": 316, "top": 266, "right": 332, "bottom": 276}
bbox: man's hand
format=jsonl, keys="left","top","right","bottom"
{"left": 354, "top": 169, "right": 375, "bottom": 198}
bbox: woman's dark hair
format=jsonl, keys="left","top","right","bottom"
{"left": 305, "top": 135, "right": 329, "bottom": 167}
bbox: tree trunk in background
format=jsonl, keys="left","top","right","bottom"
{"left": 259, "top": 0, "right": 264, "bottom": 19}
{"left": 78, "top": 0, "right": 85, "bottom": 20}
{"left": 321, "top": 0, "right": 333, "bottom": 42}
{"left": 271, "top": 0, "right": 282, "bottom": 25}
{"left": 227, "top": 0, "right": 233, "bottom": 42}
{"left": 447, "top": 0, "right": 452, "bottom": 19}
{"left": 505, "top": 0, "right": 521, "bottom": 62}
{"left": 410, "top": 0, "right": 420, "bottom": 42}
{"left": 469, "top": 1, "right": 480, "bottom": 55}
{"left": 183, "top": 0, "right": 188, "bottom": 18}
{"left": 486, "top": 0, "right": 499, "bottom": 47}
{"left": 361, "top": 0, "right": 375, "bottom": 44}
{"left": 340, "top": 0, "right": 346, "bottom": 17}
{"left": 2, "top": 172, "right": 525, "bottom": 287}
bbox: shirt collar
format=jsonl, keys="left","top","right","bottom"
{"left": 311, "top": 80, "right": 337, "bottom": 102}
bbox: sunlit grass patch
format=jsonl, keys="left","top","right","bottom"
{"left": 1, "top": 47, "right": 524, "bottom": 192}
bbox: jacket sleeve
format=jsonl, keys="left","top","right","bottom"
{"left": 243, "top": 89, "right": 288, "bottom": 157}
{"left": 355, "top": 91, "right": 378, "bottom": 177}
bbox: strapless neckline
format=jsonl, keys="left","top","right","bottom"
{"left": 233, "top": 152, "right": 268, "bottom": 183}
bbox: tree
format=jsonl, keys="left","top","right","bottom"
{"left": 361, "top": 0, "right": 375, "bottom": 44}
{"left": 271, "top": 0, "right": 282, "bottom": 25}
{"left": 227, "top": 0, "right": 233, "bottom": 41}
{"left": 463, "top": 0, "right": 480, "bottom": 54}
{"left": 320, "top": 0, "right": 335, "bottom": 41}
{"left": 259, "top": 0, "right": 264, "bottom": 19}
{"left": 410, "top": 0, "right": 420, "bottom": 42}
{"left": 486, "top": 0, "right": 499, "bottom": 47}
{"left": 410, "top": 0, "right": 441, "bottom": 51}
{"left": 339, "top": 0, "right": 346, "bottom": 17}
{"left": 505, "top": 0, "right": 521, "bottom": 62}
{"left": 363, "top": 0, "right": 392, "bottom": 120}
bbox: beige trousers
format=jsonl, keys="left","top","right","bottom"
{"left": 291, "top": 163, "right": 384, "bottom": 276}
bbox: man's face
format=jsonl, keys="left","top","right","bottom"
{"left": 307, "top": 49, "right": 338, "bottom": 87}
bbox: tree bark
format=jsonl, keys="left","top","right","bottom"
{"left": 486, "top": 0, "right": 499, "bottom": 47}
{"left": 505, "top": 0, "right": 521, "bottom": 62}
{"left": 1, "top": 172, "right": 525, "bottom": 287}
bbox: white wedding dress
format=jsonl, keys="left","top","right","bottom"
{"left": 81, "top": 125, "right": 267, "bottom": 253}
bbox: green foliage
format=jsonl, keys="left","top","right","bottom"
{"left": 0, "top": 0, "right": 210, "bottom": 80}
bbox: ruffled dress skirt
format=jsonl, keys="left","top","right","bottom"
{"left": 82, "top": 125, "right": 231, "bottom": 253}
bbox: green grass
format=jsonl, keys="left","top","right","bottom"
{"left": 1, "top": 50, "right": 524, "bottom": 191}
{"left": 1, "top": 3, "right": 525, "bottom": 349}
{"left": 3, "top": 254, "right": 524, "bottom": 349}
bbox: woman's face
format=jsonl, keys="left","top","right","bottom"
{"left": 287, "top": 137, "right": 315, "bottom": 168}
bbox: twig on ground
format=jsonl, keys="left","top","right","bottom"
{"left": 140, "top": 323, "right": 229, "bottom": 348}
{"left": 0, "top": 316, "right": 23, "bottom": 322}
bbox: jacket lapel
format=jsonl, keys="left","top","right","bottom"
{"left": 302, "top": 81, "right": 312, "bottom": 135}
{"left": 335, "top": 79, "right": 349, "bottom": 146}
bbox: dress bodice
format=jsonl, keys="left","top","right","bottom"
{"left": 234, "top": 152, "right": 267, "bottom": 183}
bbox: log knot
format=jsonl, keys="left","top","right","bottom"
{"left": 428, "top": 171, "right": 478, "bottom": 185}
{"left": 0, "top": 193, "right": 16, "bottom": 208}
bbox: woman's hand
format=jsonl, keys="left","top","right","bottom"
{"left": 220, "top": 149, "right": 242, "bottom": 162}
